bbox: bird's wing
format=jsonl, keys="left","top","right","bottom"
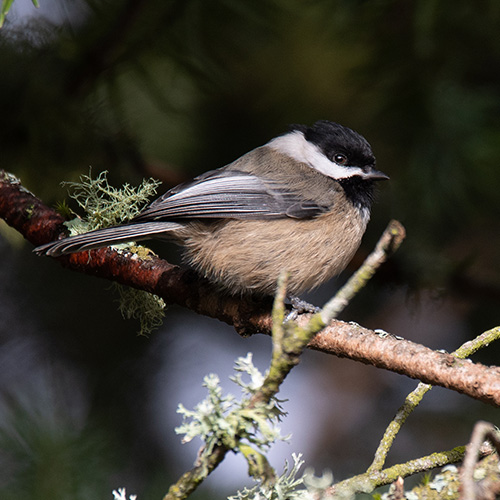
{"left": 134, "top": 169, "right": 328, "bottom": 221}
{"left": 33, "top": 221, "right": 184, "bottom": 257}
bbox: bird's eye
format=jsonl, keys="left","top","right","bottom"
{"left": 333, "top": 154, "right": 348, "bottom": 165}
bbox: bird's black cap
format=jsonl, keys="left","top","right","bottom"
{"left": 290, "top": 120, "right": 376, "bottom": 170}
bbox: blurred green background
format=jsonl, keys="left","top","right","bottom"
{"left": 0, "top": 0, "right": 499, "bottom": 498}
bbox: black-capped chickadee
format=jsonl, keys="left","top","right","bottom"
{"left": 35, "top": 121, "right": 388, "bottom": 297}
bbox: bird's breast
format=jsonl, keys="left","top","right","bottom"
{"left": 179, "top": 205, "right": 369, "bottom": 297}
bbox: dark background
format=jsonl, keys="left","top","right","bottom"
{"left": 0, "top": 1, "right": 499, "bottom": 498}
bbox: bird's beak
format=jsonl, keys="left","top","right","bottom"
{"left": 363, "top": 166, "right": 390, "bottom": 181}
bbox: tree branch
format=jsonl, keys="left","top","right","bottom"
{"left": 2, "top": 171, "right": 500, "bottom": 406}
{"left": 328, "top": 445, "right": 467, "bottom": 497}
{"left": 460, "top": 421, "right": 500, "bottom": 500}
{"left": 307, "top": 323, "right": 500, "bottom": 407}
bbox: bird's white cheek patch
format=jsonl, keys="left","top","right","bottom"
{"left": 268, "top": 131, "right": 364, "bottom": 180}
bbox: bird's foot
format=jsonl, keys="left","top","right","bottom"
{"left": 285, "top": 296, "right": 320, "bottom": 321}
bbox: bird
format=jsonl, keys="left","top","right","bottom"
{"left": 34, "top": 120, "right": 389, "bottom": 298}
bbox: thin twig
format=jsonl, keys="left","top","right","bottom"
{"left": 320, "top": 219, "right": 405, "bottom": 323}
{"left": 368, "top": 327, "right": 500, "bottom": 472}
{"left": 461, "top": 421, "right": 500, "bottom": 500}
{"left": 328, "top": 445, "right": 467, "bottom": 497}
{"left": 367, "top": 381, "right": 432, "bottom": 473}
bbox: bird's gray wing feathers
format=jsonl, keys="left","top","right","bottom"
{"left": 133, "top": 170, "right": 327, "bottom": 221}
{"left": 33, "top": 221, "right": 183, "bottom": 257}
{"left": 34, "top": 170, "right": 328, "bottom": 257}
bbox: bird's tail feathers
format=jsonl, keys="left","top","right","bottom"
{"left": 34, "top": 222, "right": 183, "bottom": 257}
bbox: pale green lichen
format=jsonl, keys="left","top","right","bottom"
{"left": 62, "top": 169, "right": 161, "bottom": 235}
{"left": 64, "top": 170, "right": 165, "bottom": 335}
{"left": 229, "top": 453, "right": 311, "bottom": 500}
{"left": 112, "top": 283, "right": 166, "bottom": 337}
{"left": 176, "top": 354, "right": 288, "bottom": 462}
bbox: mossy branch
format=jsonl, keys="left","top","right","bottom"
{"left": 329, "top": 445, "right": 467, "bottom": 498}
{"left": 368, "top": 326, "right": 500, "bottom": 474}
{"left": 163, "top": 222, "right": 403, "bottom": 499}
